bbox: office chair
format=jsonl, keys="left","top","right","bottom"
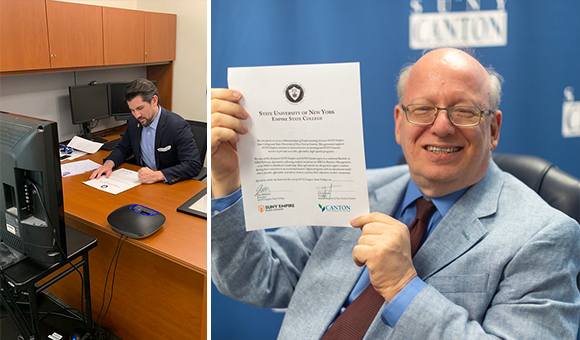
{"left": 491, "top": 153, "right": 580, "bottom": 223}
{"left": 187, "top": 119, "right": 207, "bottom": 181}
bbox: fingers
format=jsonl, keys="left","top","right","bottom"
{"left": 211, "top": 88, "right": 248, "bottom": 120}
{"left": 89, "top": 170, "right": 99, "bottom": 180}
{"left": 211, "top": 88, "right": 249, "bottom": 151}
{"left": 211, "top": 111, "right": 248, "bottom": 135}
{"left": 211, "top": 88, "right": 242, "bottom": 102}
{"left": 352, "top": 244, "right": 372, "bottom": 267}
{"left": 351, "top": 212, "right": 400, "bottom": 229}
{"left": 90, "top": 167, "right": 108, "bottom": 180}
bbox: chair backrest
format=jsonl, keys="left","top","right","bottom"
{"left": 492, "top": 153, "right": 580, "bottom": 223}
{"left": 187, "top": 119, "right": 207, "bottom": 164}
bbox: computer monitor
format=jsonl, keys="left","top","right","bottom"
{"left": 109, "top": 80, "right": 157, "bottom": 121}
{"left": 0, "top": 111, "right": 67, "bottom": 268}
{"left": 109, "top": 82, "right": 132, "bottom": 121}
{"left": 69, "top": 82, "right": 110, "bottom": 142}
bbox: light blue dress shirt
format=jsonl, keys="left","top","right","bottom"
{"left": 211, "top": 181, "right": 468, "bottom": 328}
{"left": 140, "top": 106, "right": 162, "bottom": 170}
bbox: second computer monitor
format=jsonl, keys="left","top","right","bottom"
{"left": 69, "top": 83, "right": 110, "bottom": 142}
{"left": 109, "top": 82, "right": 132, "bottom": 121}
{"left": 110, "top": 80, "right": 157, "bottom": 121}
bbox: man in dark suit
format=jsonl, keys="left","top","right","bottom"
{"left": 91, "top": 78, "right": 201, "bottom": 184}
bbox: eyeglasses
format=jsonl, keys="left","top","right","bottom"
{"left": 401, "top": 104, "right": 494, "bottom": 127}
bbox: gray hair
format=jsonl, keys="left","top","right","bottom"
{"left": 396, "top": 61, "right": 504, "bottom": 111}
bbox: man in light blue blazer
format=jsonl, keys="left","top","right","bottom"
{"left": 211, "top": 48, "right": 580, "bottom": 339}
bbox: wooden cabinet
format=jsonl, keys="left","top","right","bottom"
{"left": 1, "top": 1, "right": 176, "bottom": 74}
{"left": 103, "top": 9, "right": 176, "bottom": 65}
{"left": 0, "top": 0, "right": 51, "bottom": 72}
{"left": 45, "top": 1, "right": 104, "bottom": 68}
{"left": 145, "top": 12, "right": 177, "bottom": 63}
{"left": 103, "top": 7, "right": 145, "bottom": 65}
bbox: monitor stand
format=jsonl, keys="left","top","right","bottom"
{"left": 0, "top": 241, "right": 27, "bottom": 270}
{"left": 81, "top": 122, "right": 107, "bottom": 143}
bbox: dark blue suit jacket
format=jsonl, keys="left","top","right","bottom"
{"left": 105, "top": 107, "right": 201, "bottom": 184}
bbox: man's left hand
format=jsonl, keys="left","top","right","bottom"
{"left": 138, "top": 167, "right": 165, "bottom": 184}
{"left": 351, "top": 213, "right": 418, "bottom": 302}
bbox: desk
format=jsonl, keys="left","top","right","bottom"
{"left": 46, "top": 133, "right": 207, "bottom": 340}
{"left": 1, "top": 226, "right": 97, "bottom": 339}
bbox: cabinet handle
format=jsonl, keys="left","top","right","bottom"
{"left": 50, "top": 54, "right": 56, "bottom": 58}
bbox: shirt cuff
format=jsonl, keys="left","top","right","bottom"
{"left": 381, "top": 276, "right": 427, "bottom": 327}
{"left": 211, "top": 188, "right": 242, "bottom": 216}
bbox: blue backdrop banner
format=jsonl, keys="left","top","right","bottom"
{"left": 211, "top": 1, "right": 580, "bottom": 338}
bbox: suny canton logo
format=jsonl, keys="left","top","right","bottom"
{"left": 318, "top": 204, "right": 351, "bottom": 213}
{"left": 284, "top": 83, "right": 305, "bottom": 104}
{"left": 409, "top": 0, "right": 507, "bottom": 50}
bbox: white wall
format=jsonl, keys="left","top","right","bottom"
{"left": 0, "top": 68, "right": 145, "bottom": 141}
{"left": 0, "top": 0, "right": 207, "bottom": 143}
{"left": 136, "top": 0, "right": 207, "bottom": 123}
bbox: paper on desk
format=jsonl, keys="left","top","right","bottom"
{"left": 83, "top": 168, "right": 140, "bottom": 195}
{"left": 60, "top": 149, "right": 87, "bottom": 162}
{"left": 228, "top": 63, "right": 369, "bottom": 231}
{"left": 61, "top": 159, "right": 100, "bottom": 177}
{"left": 189, "top": 193, "right": 207, "bottom": 214}
{"left": 68, "top": 136, "right": 103, "bottom": 154}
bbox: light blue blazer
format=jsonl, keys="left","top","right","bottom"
{"left": 211, "top": 161, "right": 580, "bottom": 339}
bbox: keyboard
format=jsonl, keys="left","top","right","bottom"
{"left": 101, "top": 138, "right": 121, "bottom": 151}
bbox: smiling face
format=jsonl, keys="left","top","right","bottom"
{"left": 395, "top": 48, "right": 502, "bottom": 197}
{"left": 128, "top": 94, "right": 159, "bottom": 127}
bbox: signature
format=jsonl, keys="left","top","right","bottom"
{"left": 255, "top": 184, "right": 271, "bottom": 197}
{"left": 317, "top": 183, "right": 333, "bottom": 199}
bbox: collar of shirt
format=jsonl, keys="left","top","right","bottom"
{"left": 143, "top": 105, "right": 162, "bottom": 132}
{"left": 395, "top": 180, "right": 469, "bottom": 238}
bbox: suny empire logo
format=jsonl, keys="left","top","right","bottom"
{"left": 284, "top": 83, "right": 305, "bottom": 104}
{"left": 409, "top": 0, "right": 507, "bottom": 49}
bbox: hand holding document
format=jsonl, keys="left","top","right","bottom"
{"left": 228, "top": 63, "right": 369, "bottom": 231}
{"left": 83, "top": 168, "right": 140, "bottom": 195}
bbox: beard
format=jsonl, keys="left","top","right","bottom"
{"left": 139, "top": 117, "right": 153, "bottom": 127}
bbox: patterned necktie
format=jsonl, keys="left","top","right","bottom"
{"left": 321, "top": 197, "right": 437, "bottom": 340}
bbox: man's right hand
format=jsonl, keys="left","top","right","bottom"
{"left": 211, "top": 88, "right": 249, "bottom": 198}
{"left": 90, "top": 160, "right": 115, "bottom": 180}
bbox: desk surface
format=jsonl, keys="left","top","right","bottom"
{"left": 61, "top": 134, "right": 207, "bottom": 275}
{"left": 54, "top": 131, "right": 207, "bottom": 340}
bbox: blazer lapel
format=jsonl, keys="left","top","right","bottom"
{"left": 414, "top": 161, "right": 504, "bottom": 279}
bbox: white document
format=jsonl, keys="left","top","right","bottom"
{"left": 83, "top": 168, "right": 140, "bottom": 195}
{"left": 60, "top": 149, "right": 87, "bottom": 161}
{"left": 68, "top": 136, "right": 103, "bottom": 154}
{"left": 228, "top": 63, "right": 369, "bottom": 231}
{"left": 61, "top": 159, "right": 100, "bottom": 177}
{"left": 189, "top": 194, "right": 207, "bottom": 214}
